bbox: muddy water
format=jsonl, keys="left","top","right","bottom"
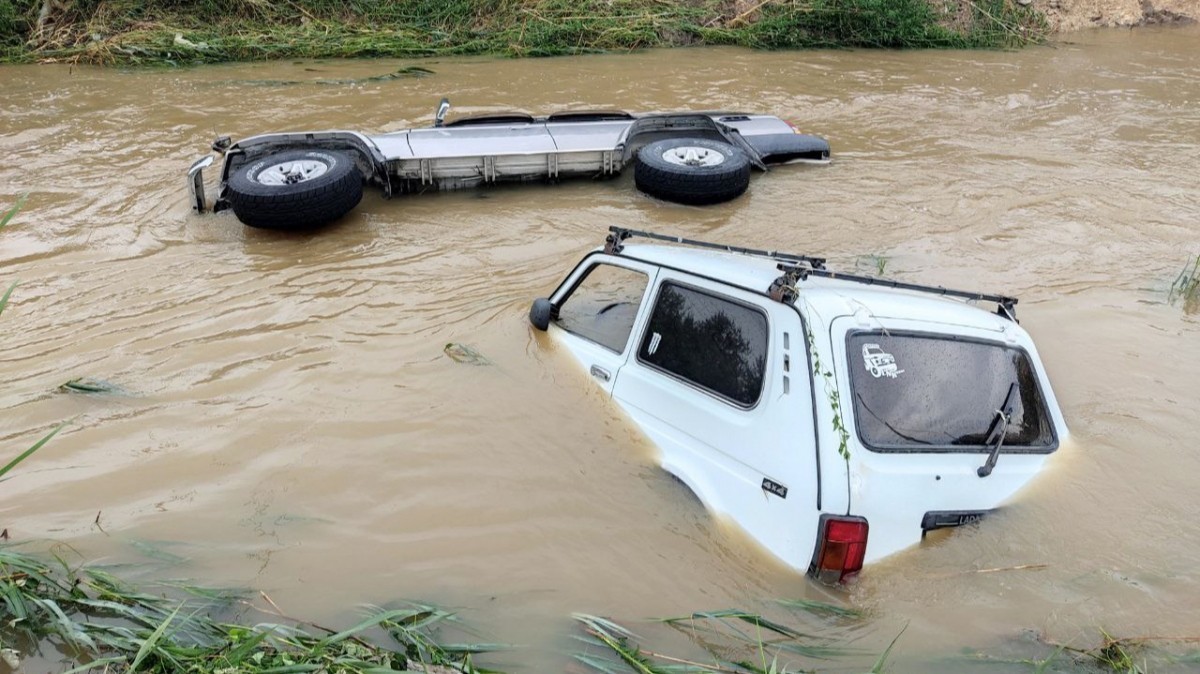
{"left": 3, "top": 26, "right": 1200, "bottom": 671}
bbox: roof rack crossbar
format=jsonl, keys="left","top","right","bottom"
{"left": 606, "top": 226, "right": 826, "bottom": 269}
{"left": 779, "top": 263, "right": 1019, "bottom": 320}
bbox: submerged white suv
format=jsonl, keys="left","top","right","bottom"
{"left": 529, "top": 228, "right": 1068, "bottom": 583}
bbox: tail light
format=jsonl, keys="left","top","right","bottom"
{"left": 786, "top": 120, "right": 804, "bottom": 134}
{"left": 809, "top": 514, "right": 869, "bottom": 584}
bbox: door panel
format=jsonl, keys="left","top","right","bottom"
{"left": 611, "top": 270, "right": 821, "bottom": 572}
{"left": 548, "top": 255, "right": 658, "bottom": 396}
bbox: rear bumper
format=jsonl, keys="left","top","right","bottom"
{"left": 744, "top": 133, "right": 831, "bottom": 165}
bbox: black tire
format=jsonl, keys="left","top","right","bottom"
{"left": 633, "top": 138, "right": 751, "bottom": 205}
{"left": 226, "top": 149, "right": 363, "bottom": 230}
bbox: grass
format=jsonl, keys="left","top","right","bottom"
{"left": 0, "top": 0, "right": 1050, "bottom": 66}
{"left": 7, "top": 545, "right": 1200, "bottom": 673}
{"left": 1168, "top": 253, "right": 1200, "bottom": 310}
{"left": 573, "top": 602, "right": 877, "bottom": 673}
{"left": 856, "top": 253, "right": 889, "bottom": 276}
{"left": 1, "top": 194, "right": 61, "bottom": 483}
{"left": 59, "top": 377, "right": 121, "bottom": 394}
{"left": 0, "top": 546, "right": 503, "bottom": 673}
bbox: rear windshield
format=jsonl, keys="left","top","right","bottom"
{"left": 847, "top": 332, "right": 1056, "bottom": 452}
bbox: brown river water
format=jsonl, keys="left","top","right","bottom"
{"left": 3, "top": 26, "right": 1200, "bottom": 673}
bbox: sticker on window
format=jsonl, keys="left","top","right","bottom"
{"left": 862, "top": 343, "right": 903, "bottom": 379}
{"left": 648, "top": 332, "right": 662, "bottom": 355}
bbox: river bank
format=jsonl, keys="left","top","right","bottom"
{"left": 1034, "top": 0, "right": 1198, "bottom": 30}
{"left": 4, "top": 1, "right": 1195, "bottom": 67}
{"left": 5, "top": 1, "right": 1198, "bottom": 68}
{"left": 1, "top": 0, "right": 1049, "bottom": 66}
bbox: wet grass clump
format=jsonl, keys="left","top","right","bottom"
{"left": 1168, "top": 253, "right": 1200, "bottom": 311}
{"left": 1, "top": 0, "right": 1049, "bottom": 66}
{"left": 573, "top": 603, "right": 888, "bottom": 673}
{"left": 0, "top": 547, "right": 501, "bottom": 673}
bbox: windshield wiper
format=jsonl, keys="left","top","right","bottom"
{"left": 977, "top": 382, "right": 1018, "bottom": 478}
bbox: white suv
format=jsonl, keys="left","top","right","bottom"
{"left": 530, "top": 228, "right": 1068, "bottom": 583}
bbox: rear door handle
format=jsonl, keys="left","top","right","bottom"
{"left": 590, "top": 365, "right": 611, "bottom": 382}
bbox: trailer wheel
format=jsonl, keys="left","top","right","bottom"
{"left": 226, "top": 149, "right": 363, "bottom": 229}
{"left": 633, "top": 138, "right": 751, "bottom": 205}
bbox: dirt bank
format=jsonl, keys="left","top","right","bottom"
{"left": 1034, "top": 0, "right": 1199, "bottom": 30}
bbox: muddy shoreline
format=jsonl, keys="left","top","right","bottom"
{"left": 1035, "top": 0, "right": 1198, "bottom": 30}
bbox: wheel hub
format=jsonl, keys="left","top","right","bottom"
{"left": 256, "top": 159, "right": 329, "bottom": 186}
{"left": 662, "top": 146, "right": 726, "bottom": 168}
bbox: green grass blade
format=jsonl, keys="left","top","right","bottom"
{"left": 130, "top": 603, "right": 181, "bottom": 671}
{"left": 222, "top": 628, "right": 274, "bottom": 665}
{"left": 128, "top": 539, "right": 189, "bottom": 564}
{"left": 0, "top": 281, "right": 17, "bottom": 317}
{"left": 775, "top": 598, "right": 865, "bottom": 620}
{"left": 870, "top": 623, "right": 908, "bottom": 673}
{"left": 1033, "top": 644, "right": 1067, "bottom": 673}
{"left": 440, "top": 642, "right": 512, "bottom": 654}
{"left": 59, "top": 656, "right": 126, "bottom": 674}
{"left": 0, "top": 421, "right": 66, "bottom": 479}
{"left": 0, "top": 194, "right": 25, "bottom": 230}
{"left": 574, "top": 614, "right": 667, "bottom": 674}
{"left": 574, "top": 613, "right": 640, "bottom": 640}
{"left": 321, "top": 607, "right": 425, "bottom": 645}
{"left": 573, "top": 652, "right": 629, "bottom": 674}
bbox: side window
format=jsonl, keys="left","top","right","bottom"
{"left": 637, "top": 282, "right": 768, "bottom": 407}
{"left": 555, "top": 264, "right": 649, "bottom": 353}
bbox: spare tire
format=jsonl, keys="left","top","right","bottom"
{"left": 226, "top": 149, "right": 363, "bottom": 230}
{"left": 633, "top": 138, "right": 751, "bottom": 206}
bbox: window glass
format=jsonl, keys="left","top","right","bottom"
{"left": 638, "top": 283, "right": 768, "bottom": 406}
{"left": 555, "top": 264, "right": 648, "bottom": 353}
{"left": 847, "top": 333, "right": 1055, "bottom": 451}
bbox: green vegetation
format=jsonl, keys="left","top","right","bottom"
{"left": 59, "top": 377, "right": 121, "bottom": 394}
{"left": 576, "top": 607, "right": 904, "bottom": 673}
{"left": 1168, "top": 253, "right": 1200, "bottom": 310}
{"left": 0, "top": 0, "right": 1049, "bottom": 66}
{"left": 0, "top": 546, "right": 503, "bottom": 673}
{"left": 1, "top": 195, "right": 62, "bottom": 483}
{"left": 857, "top": 253, "right": 890, "bottom": 276}
{"left": 6, "top": 546, "right": 1200, "bottom": 673}
{"left": 0, "top": 545, "right": 887, "bottom": 674}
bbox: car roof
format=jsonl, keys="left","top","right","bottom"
{"left": 613, "top": 243, "right": 1015, "bottom": 334}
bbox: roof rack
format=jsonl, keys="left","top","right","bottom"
{"left": 600, "top": 226, "right": 1018, "bottom": 321}
{"left": 604, "top": 227, "right": 827, "bottom": 270}
{"left": 777, "top": 263, "right": 1019, "bottom": 321}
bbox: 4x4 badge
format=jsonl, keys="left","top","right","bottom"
{"left": 762, "top": 478, "right": 788, "bottom": 499}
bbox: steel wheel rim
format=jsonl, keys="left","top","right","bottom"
{"left": 661, "top": 146, "right": 726, "bottom": 168}
{"left": 256, "top": 159, "right": 330, "bottom": 186}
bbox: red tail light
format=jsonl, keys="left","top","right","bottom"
{"left": 786, "top": 120, "right": 804, "bottom": 134}
{"left": 810, "top": 515, "right": 869, "bottom": 584}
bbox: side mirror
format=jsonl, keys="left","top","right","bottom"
{"left": 434, "top": 97, "right": 451, "bottom": 128}
{"left": 529, "top": 298, "right": 555, "bottom": 331}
